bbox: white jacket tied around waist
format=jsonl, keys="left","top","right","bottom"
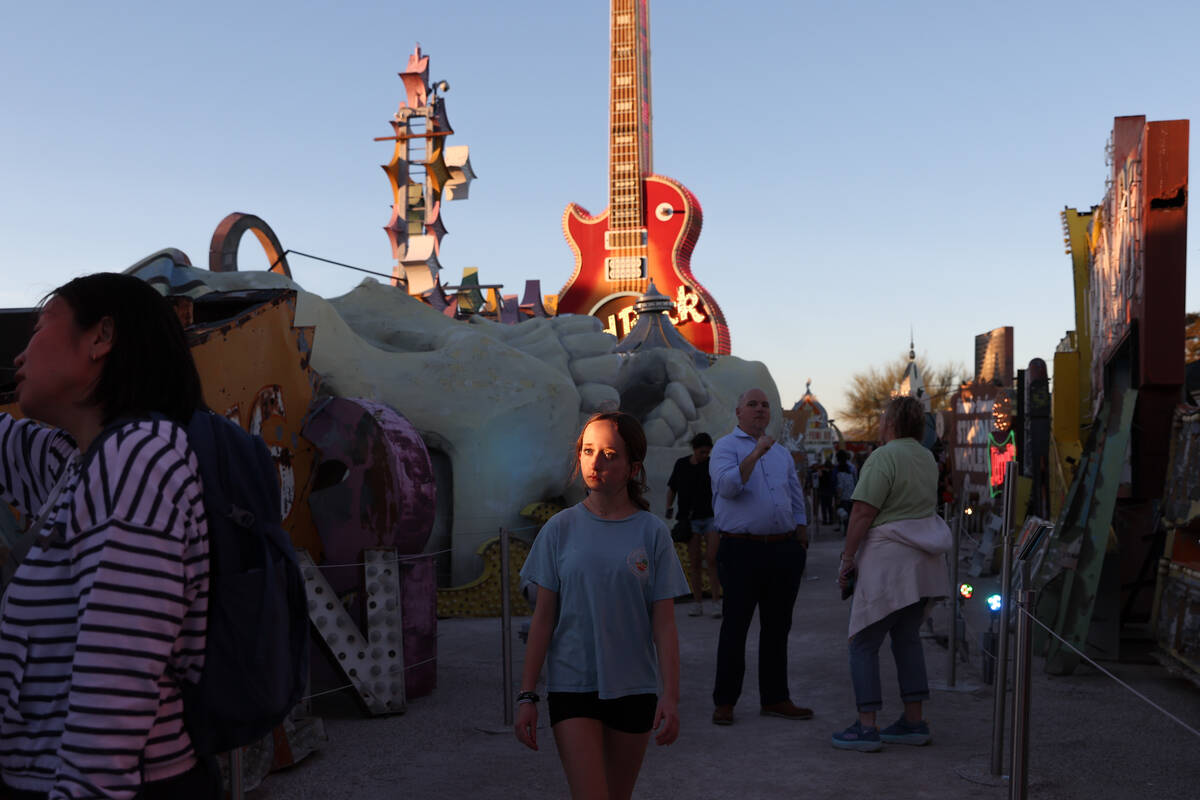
{"left": 848, "top": 514, "right": 952, "bottom": 639}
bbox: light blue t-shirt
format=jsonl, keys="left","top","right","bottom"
{"left": 520, "top": 504, "right": 690, "bottom": 699}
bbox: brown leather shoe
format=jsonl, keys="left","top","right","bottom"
{"left": 712, "top": 705, "right": 735, "bottom": 726}
{"left": 760, "top": 700, "right": 813, "bottom": 720}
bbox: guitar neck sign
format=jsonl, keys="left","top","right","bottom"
{"left": 555, "top": 0, "right": 730, "bottom": 355}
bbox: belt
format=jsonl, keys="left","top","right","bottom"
{"left": 719, "top": 531, "right": 795, "bottom": 543}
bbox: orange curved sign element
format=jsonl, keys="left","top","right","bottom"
{"left": 209, "top": 212, "right": 293, "bottom": 277}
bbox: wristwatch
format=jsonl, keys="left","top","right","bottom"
{"left": 517, "top": 690, "right": 540, "bottom": 704}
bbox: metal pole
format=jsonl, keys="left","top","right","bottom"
{"left": 1009, "top": 589, "right": 1035, "bottom": 800}
{"left": 988, "top": 462, "right": 1017, "bottom": 777}
{"left": 948, "top": 501, "right": 961, "bottom": 687}
{"left": 990, "top": 461, "right": 1018, "bottom": 776}
{"left": 500, "top": 527, "right": 514, "bottom": 726}
{"left": 230, "top": 748, "right": 244, "bottom": 800}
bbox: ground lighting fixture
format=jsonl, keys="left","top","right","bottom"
{"left": 959, "top": 583, "right": 974, "bottom": 599}
{"left": 986, "top": 593, "right": 1003, "bottom": 613}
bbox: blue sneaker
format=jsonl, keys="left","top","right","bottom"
{"left": 879, "top": 715, "right": 931, "bottom": 745}
{"left": 831, "top": 720, "right": 882, "bottom": 752}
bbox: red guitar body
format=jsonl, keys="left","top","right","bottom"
{"left": 558, "top": 175, "right": 730, "bottom": 354}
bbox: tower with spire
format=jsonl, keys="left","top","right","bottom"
{"left": 894, "top": 329, "right": 931, "bottom": 411}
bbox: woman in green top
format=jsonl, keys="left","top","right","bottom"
{"left": 832, "top": 396, "right": 950, "bottom": 752}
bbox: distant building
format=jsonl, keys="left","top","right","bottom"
{"left": 975, "top": 326, "right": 1014, "bottom": 386}
{"left": 781, "top": 380, "right": 842, "bottom": 465}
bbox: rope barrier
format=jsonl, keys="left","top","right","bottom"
{"left": 306, "top": 524, "right": 540, "bottom": 570}
{"left": 311, "top": 548, "right": 454, "bottom": 569}
{"left": 282, "top": 249, "right": 399, "bottom": 283}
{"left": 1013, "top": 601, "right": 1200, "bottom": 740}
{"left": 447, "top": 520, "right": 542, "bottom": 529}
{"left": 301, "top": 656, "right": 440, "bottom": 703}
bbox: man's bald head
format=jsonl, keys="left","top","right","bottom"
{"left": 735, "top": 388, "right": 771, "bottom": 437}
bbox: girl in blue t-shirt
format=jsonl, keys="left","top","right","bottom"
{"left": 515, "top": 412, "right": 688, "bottom": 799}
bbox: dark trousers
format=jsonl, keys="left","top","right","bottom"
{"left": 818, "top": 493, "right": 835, "bottom": 524}
{"left": 712, "top": 536, "right": 807, "bottom": 707}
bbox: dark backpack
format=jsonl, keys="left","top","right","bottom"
{"left": 90, "top": 411, "right": 310, "bottom": 755}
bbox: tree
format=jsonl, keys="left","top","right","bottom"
{"left": 838, "top": 353, "right": 967, "bottom": 441}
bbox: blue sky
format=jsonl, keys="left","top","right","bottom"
{"left": 1, "top": 0, "right": 1196, "bottom": 420}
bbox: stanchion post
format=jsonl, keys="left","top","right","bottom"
{"left": 990, "top": 461, "right": 1018, "bottom": 776}
{"left": 500, "top": 527, "right": 514, "bottom": 727}
{"left": 948, "top": 501, "right": 961, "bottom": 687}
{"left": 1009, "top": 589, "right": 1035, "bottom": 800}
{"left": 230, "top": 748, "right": 244, "bottom": 800}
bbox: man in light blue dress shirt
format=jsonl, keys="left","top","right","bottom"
{"left": 709, "top": 388, "right": 811, "bottom": 726}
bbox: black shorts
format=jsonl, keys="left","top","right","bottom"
{"left": 547, "top": 691, "right": 657, "bottom": 734}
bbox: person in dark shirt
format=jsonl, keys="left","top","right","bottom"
{"left": 835, "top": 450, "right": 859, "bottom": 531}
{"left": 666, "top": 433, "right": 722, "bottom": 617}
{"left": 817, "top": 457, "right": 836, "bottom": 525}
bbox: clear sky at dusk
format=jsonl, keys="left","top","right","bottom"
{"left": 1, "top": 0, "right": 1196, "bottom": 420}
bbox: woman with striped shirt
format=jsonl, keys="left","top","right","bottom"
{"left": 0, "top": 274, "right": 216, "bottom": 799}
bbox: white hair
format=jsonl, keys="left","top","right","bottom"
{"left": 736, "top": 387, "right": 766, "bottom": 408}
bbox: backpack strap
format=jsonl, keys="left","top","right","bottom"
{"left": 5, "top": 417, "right": 150, "bottom": 577}
{"left": 6, "top": 460, "right": 76, "bottom": 571}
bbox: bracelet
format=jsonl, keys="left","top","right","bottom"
{"left": 516, "top": 690, "right": 540, "bottom": 704}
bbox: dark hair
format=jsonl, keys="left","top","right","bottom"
{"left": 884, "top": 396, "right": 925, "bottom": 440}
{"left": 690, "top": 432, "right": 713, "bottom": 449}
{"left": 50, "top": 273, "right": 204, "bottom": 426}
{"left": 573, "top": 412, "right": 650, "bottom": 511}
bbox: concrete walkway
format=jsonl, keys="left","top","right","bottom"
{"left": 255, "top": 536, "right": 1200, "bottom": 799}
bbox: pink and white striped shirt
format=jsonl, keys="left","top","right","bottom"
{"left": 0, "top": 416, "right": 208, "bottom": 799}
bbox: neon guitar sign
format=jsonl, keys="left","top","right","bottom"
{"left": 556, "top": 0, "right": 730, "bottom": 354}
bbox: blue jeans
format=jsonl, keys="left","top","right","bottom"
{"left": 848, "top": 600, "right": 930, "bottom": 712}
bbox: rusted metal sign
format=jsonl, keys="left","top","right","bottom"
{"left": 303, "top": 397, "right": 436, "bottom": 576}
{"left": 301, "top": 397, "right": 440, "bottom": 699}
{"left": 298, "top": 549, "right": 406, "bottom": 715}
{"left": 1154, "top": 405, "right": 1200, "bottom": 683}
{"left": 1161, "top": 405, "right": 1200, "bottom": 534}
{"left": 1034, "top": 389, "right": 1137, "bottom": 674}
{"left": 209, "top": 212, "right": 293, "bottom": 276}
{"left": 182, "top": 290, "right": 323, "bottom": 554}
